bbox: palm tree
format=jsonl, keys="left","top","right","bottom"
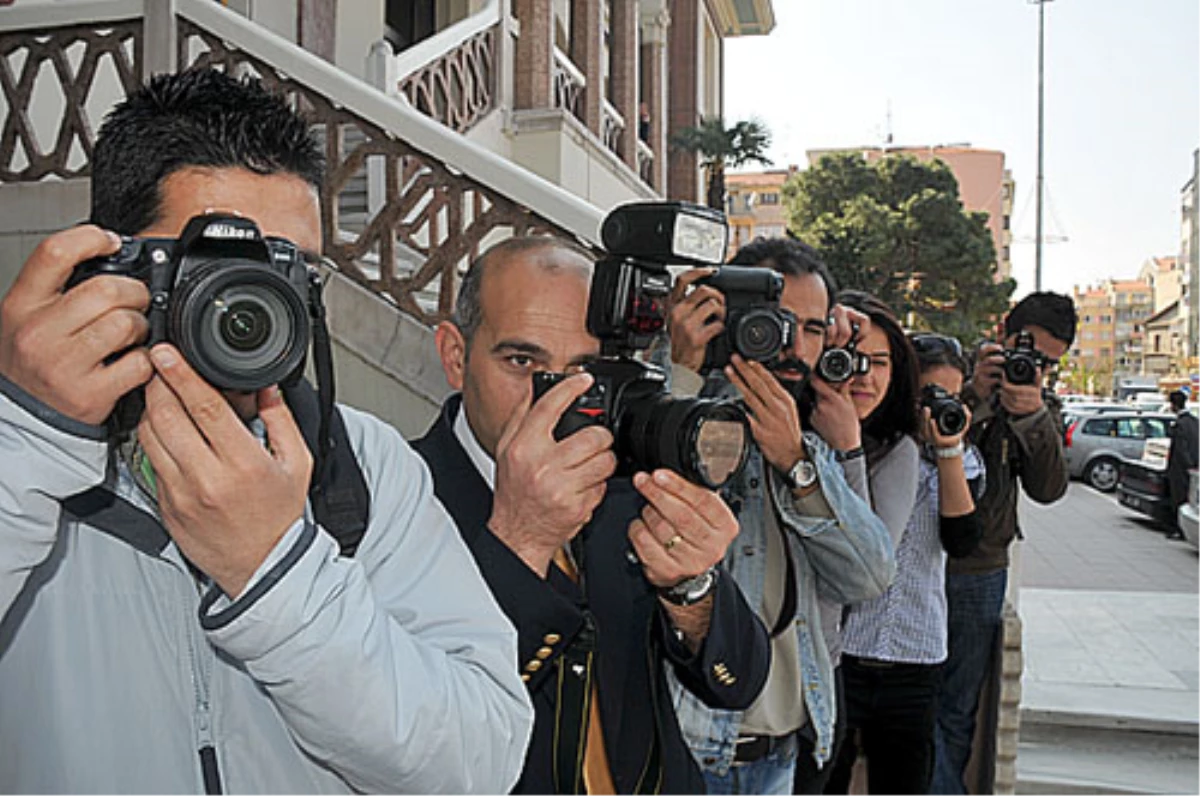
{"left": 671, "top": 116, "right": 772, "bottom": 210}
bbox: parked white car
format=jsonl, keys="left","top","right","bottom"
{"left": 1180, "top": 470, "right": 1199, "bottom": 549}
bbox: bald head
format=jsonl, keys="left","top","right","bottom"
{"left": 454, "top": 236, "right": 594, "bottom": 349}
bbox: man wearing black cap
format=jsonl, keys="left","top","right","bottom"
{"left": 931, "top": 291, "right": 1076, "bottom": 794}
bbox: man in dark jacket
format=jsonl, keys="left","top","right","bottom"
{"left": 413, "top": 237, "right": 771, "bottom": 793}
{"left": 1166, "top": 389, "right": 1198, "bottom": 536}
{"left": 932, "top": 291, "right": 1076, "bottom": 794}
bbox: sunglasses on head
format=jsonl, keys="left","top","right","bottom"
{"left": 909, "top": 333, "right": 964, "bottom": 358}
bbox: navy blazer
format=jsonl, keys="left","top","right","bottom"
{"left": 413, "top": 395, "right": 770, "bottom": 794}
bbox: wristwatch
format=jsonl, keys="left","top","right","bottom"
{"left": 786, "top": 457, "right": 818, "bottom": 489}
{"left": 659, "top": 567, "right": 719, "bottom": 606}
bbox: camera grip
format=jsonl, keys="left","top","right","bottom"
{"left": 530, "top": 371, "right": 608, "bottom": 442}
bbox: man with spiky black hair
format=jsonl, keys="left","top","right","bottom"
{"left": 932, "top": 290, "right": 1076, "bottom": 794}
{"left": 0, "top": 68, "right": 532, "bottom": 793}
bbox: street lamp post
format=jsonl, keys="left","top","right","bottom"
{"left": 1031, "top": 0, "right": 1053, "bottom": 292}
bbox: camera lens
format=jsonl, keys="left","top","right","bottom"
{"left": 219, "top": 300, "right": 272, "bottom": 352}
{"left": 935, "top": 402, "right": 967, "bottom": 436}
{"left": 171, "top": 262, "right": 310, "bottom": 392}
{"left": 734, "top": 309, "right": 785, "bottom": 362}
{"left": 1004, "top": 356, "right": 1036, "bottom": 386}
{"left": 619, "top": 394, "right": 749, "bottom": 489}
{"left": 818, "top": 348, "right": 854, "bottom": 383}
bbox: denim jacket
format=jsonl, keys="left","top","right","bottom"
{"left": 667, "top": 376, "right": 896, "bottom": 774}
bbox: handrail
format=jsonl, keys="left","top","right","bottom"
{"left": 177, "top": 0, "right": 602, "bottom": 245}
{"left": 0, "top": 0, "right": 142, "bottom": 30}
{"left": 387, "top": 0, "right": 500, "bottom": 81}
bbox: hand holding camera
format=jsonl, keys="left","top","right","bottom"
{"left": 0, "top": 225, "right": 153, "bottom": 425}
{"left": 627, "top": 468, "right": 738, "bottom": 591}
{"left": 137, "top": 344, "right": 312, "bottom": 597}
{"left": 970, "top": 336, "right": 1048, "bottom": 417}
{"left": 921, "top": 384, "right": 970, "bottom": 440}
{"left": 725, "top": 354, "right": 806, "bottom": 475}
{"left": 667, "top": 267, "right": 725, "bottom": 373}
{"left": 489, "top": 372, "right": 617, "bottom": 578}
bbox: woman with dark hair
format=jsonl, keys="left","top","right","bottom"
{"left": 825, "top": 330, "right": 984, "bottom": 795}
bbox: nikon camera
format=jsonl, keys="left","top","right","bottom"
{"left": 920, "top": 383, "right": 968, "bottom": 437}
{"left": 65, "top": 213, "right": 319, "bottom": 433}
{"left": 816, "top": 327, "right": 871, "bottom": 383}
{"left": 531, "top": 202, "right": 751, "bottom": 490}
{"left": 1001, "top": 330, "right": 1045, "bottom": 386}
{"left": 696, "top": 266, "right": 796, "bottom": 373}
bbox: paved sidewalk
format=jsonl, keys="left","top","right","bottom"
{"left": 1021, "top": 589, "right": 1198, "bottom": 732}
{"left": 1012, "top": 484, "right": 1198, "bottom": 793}
{"left": 1017, "top": 483, "right": 1198, "bottom": 729}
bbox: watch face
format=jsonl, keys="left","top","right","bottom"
{"left": 790, "top": 459, "right": 817, "bottom": 488}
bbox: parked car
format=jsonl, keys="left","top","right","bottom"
{"left": 1064, "top": 411, "right": 1174, "bottom": 491}
{"left": 1060, "top": 402, "right": 1125, "bottom": 437}
{"left": 1116, "top": 439, "right": 1175, "bottom": 527}
{"left": 1180, "top": 470, "right": 1199, "bottom": 549}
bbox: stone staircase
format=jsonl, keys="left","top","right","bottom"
{"left": 1017, "top": 686, "right": 1200, "bottom": 792}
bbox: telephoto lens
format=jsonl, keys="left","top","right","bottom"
{"left": 921, "top": 384, "right": 968, "bottom": 437}
{"left": 618, "top": 393, "right": 750, "bottom": 489}
{"left": 532, "top": 362, "right": 751, "bottom": 489}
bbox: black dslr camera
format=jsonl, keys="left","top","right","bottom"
{"left": 696, "top": 266, "right": 796, "bottom": 372}
{"left": 1002, "top": 330, "right": 1045, "bottom": 386}
{"left": 921, "top": 383, "right": 968, "bottom": 437}
{"left": 532, "top": 202, "right": 750, "bottom": 490}
{"left": 816, "top": 325, "right": 871, "bottom": 383}
{"left": 66, "top": 213, "right": 319, "bottom": 433}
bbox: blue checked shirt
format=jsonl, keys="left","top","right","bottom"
{"left": 842, "top": 444, "right": 984, "bottom": 664}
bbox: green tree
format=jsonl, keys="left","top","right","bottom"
{"left": 671, "top": 116, "right": 772, "bottom": 210}
{"left": 783, "top": 153, "right": 1014, "bottom": 340}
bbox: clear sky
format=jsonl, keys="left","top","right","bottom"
{"left": 722, "top": 0, "right": 1199, "bottom": 299}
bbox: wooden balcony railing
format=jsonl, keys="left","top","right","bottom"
{"left": 0, "top": 0, "right": 603, "bottom": 329}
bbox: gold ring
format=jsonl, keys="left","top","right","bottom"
{"left": 664, "top": 534, "right": 683, "bottom": 552}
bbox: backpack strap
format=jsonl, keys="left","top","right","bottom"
{"left": 283, "top": 379, "right": 371, "bottom": 558}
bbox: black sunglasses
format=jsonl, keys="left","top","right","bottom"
{"left": 909, "top": 333, "right": 964, "bottom": 358}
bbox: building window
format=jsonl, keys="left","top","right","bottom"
{"left": 759, "top": 192, "right": 779, "bottom": 205}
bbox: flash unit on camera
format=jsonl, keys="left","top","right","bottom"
{"left": 600, "top": 201, "right": 728, "bottom": 267}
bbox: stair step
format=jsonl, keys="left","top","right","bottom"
{"left": 1016, "top": 721, "right": 1198, "bottom": 795}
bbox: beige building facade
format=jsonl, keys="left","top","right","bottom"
{"left": 724, "top": 167, "right": 795, "bottom": 255}
{"left": 1071, "top": 279, "right": 1154, "bottom": 395}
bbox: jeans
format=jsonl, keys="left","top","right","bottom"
{"left": 704, "top": 734, "right": 798, "bottom": 795}
{"left": 825, "top": 656, "right": 943, "bottom": 794}
{"left": 931, "top": 569, "right": 1007, "bottom": 794}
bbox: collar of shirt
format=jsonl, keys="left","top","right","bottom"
{"left": 454, "top": 401, "right": 496, "bottom": 491}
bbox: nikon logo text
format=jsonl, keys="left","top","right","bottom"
{"left": 204, "top": 223, "right": 257, "bottom": 240}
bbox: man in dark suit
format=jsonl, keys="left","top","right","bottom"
{"left": 1166, "top": 389, "right": 1198, "bottom": 537}
{"left": 413, "top": 236, "right": 771, "bottom": 794}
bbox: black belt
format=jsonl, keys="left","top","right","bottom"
{"left": 733, "top": 733, "right": 795, "bottom": 765}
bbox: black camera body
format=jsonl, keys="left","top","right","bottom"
{"left": 530, "top": 201, "right": 750, "bottom": 489}
{"left": 816, "top": 336, "right": 870, "bottom": 383}
{"left": 66, "top": 213, "right": 317, "bottom": 432}
{"left": 921, "top": 383, "right": 968, "bottom": 437}
{"left": 696, "top": 266, "right": 796, "bottom": 372}
{"left": 1002, "top": 331, "right": 1043, "bottom": 386}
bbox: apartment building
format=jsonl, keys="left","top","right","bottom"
{"left": 724, "top": 166, "right": 795, "bottom": 255}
